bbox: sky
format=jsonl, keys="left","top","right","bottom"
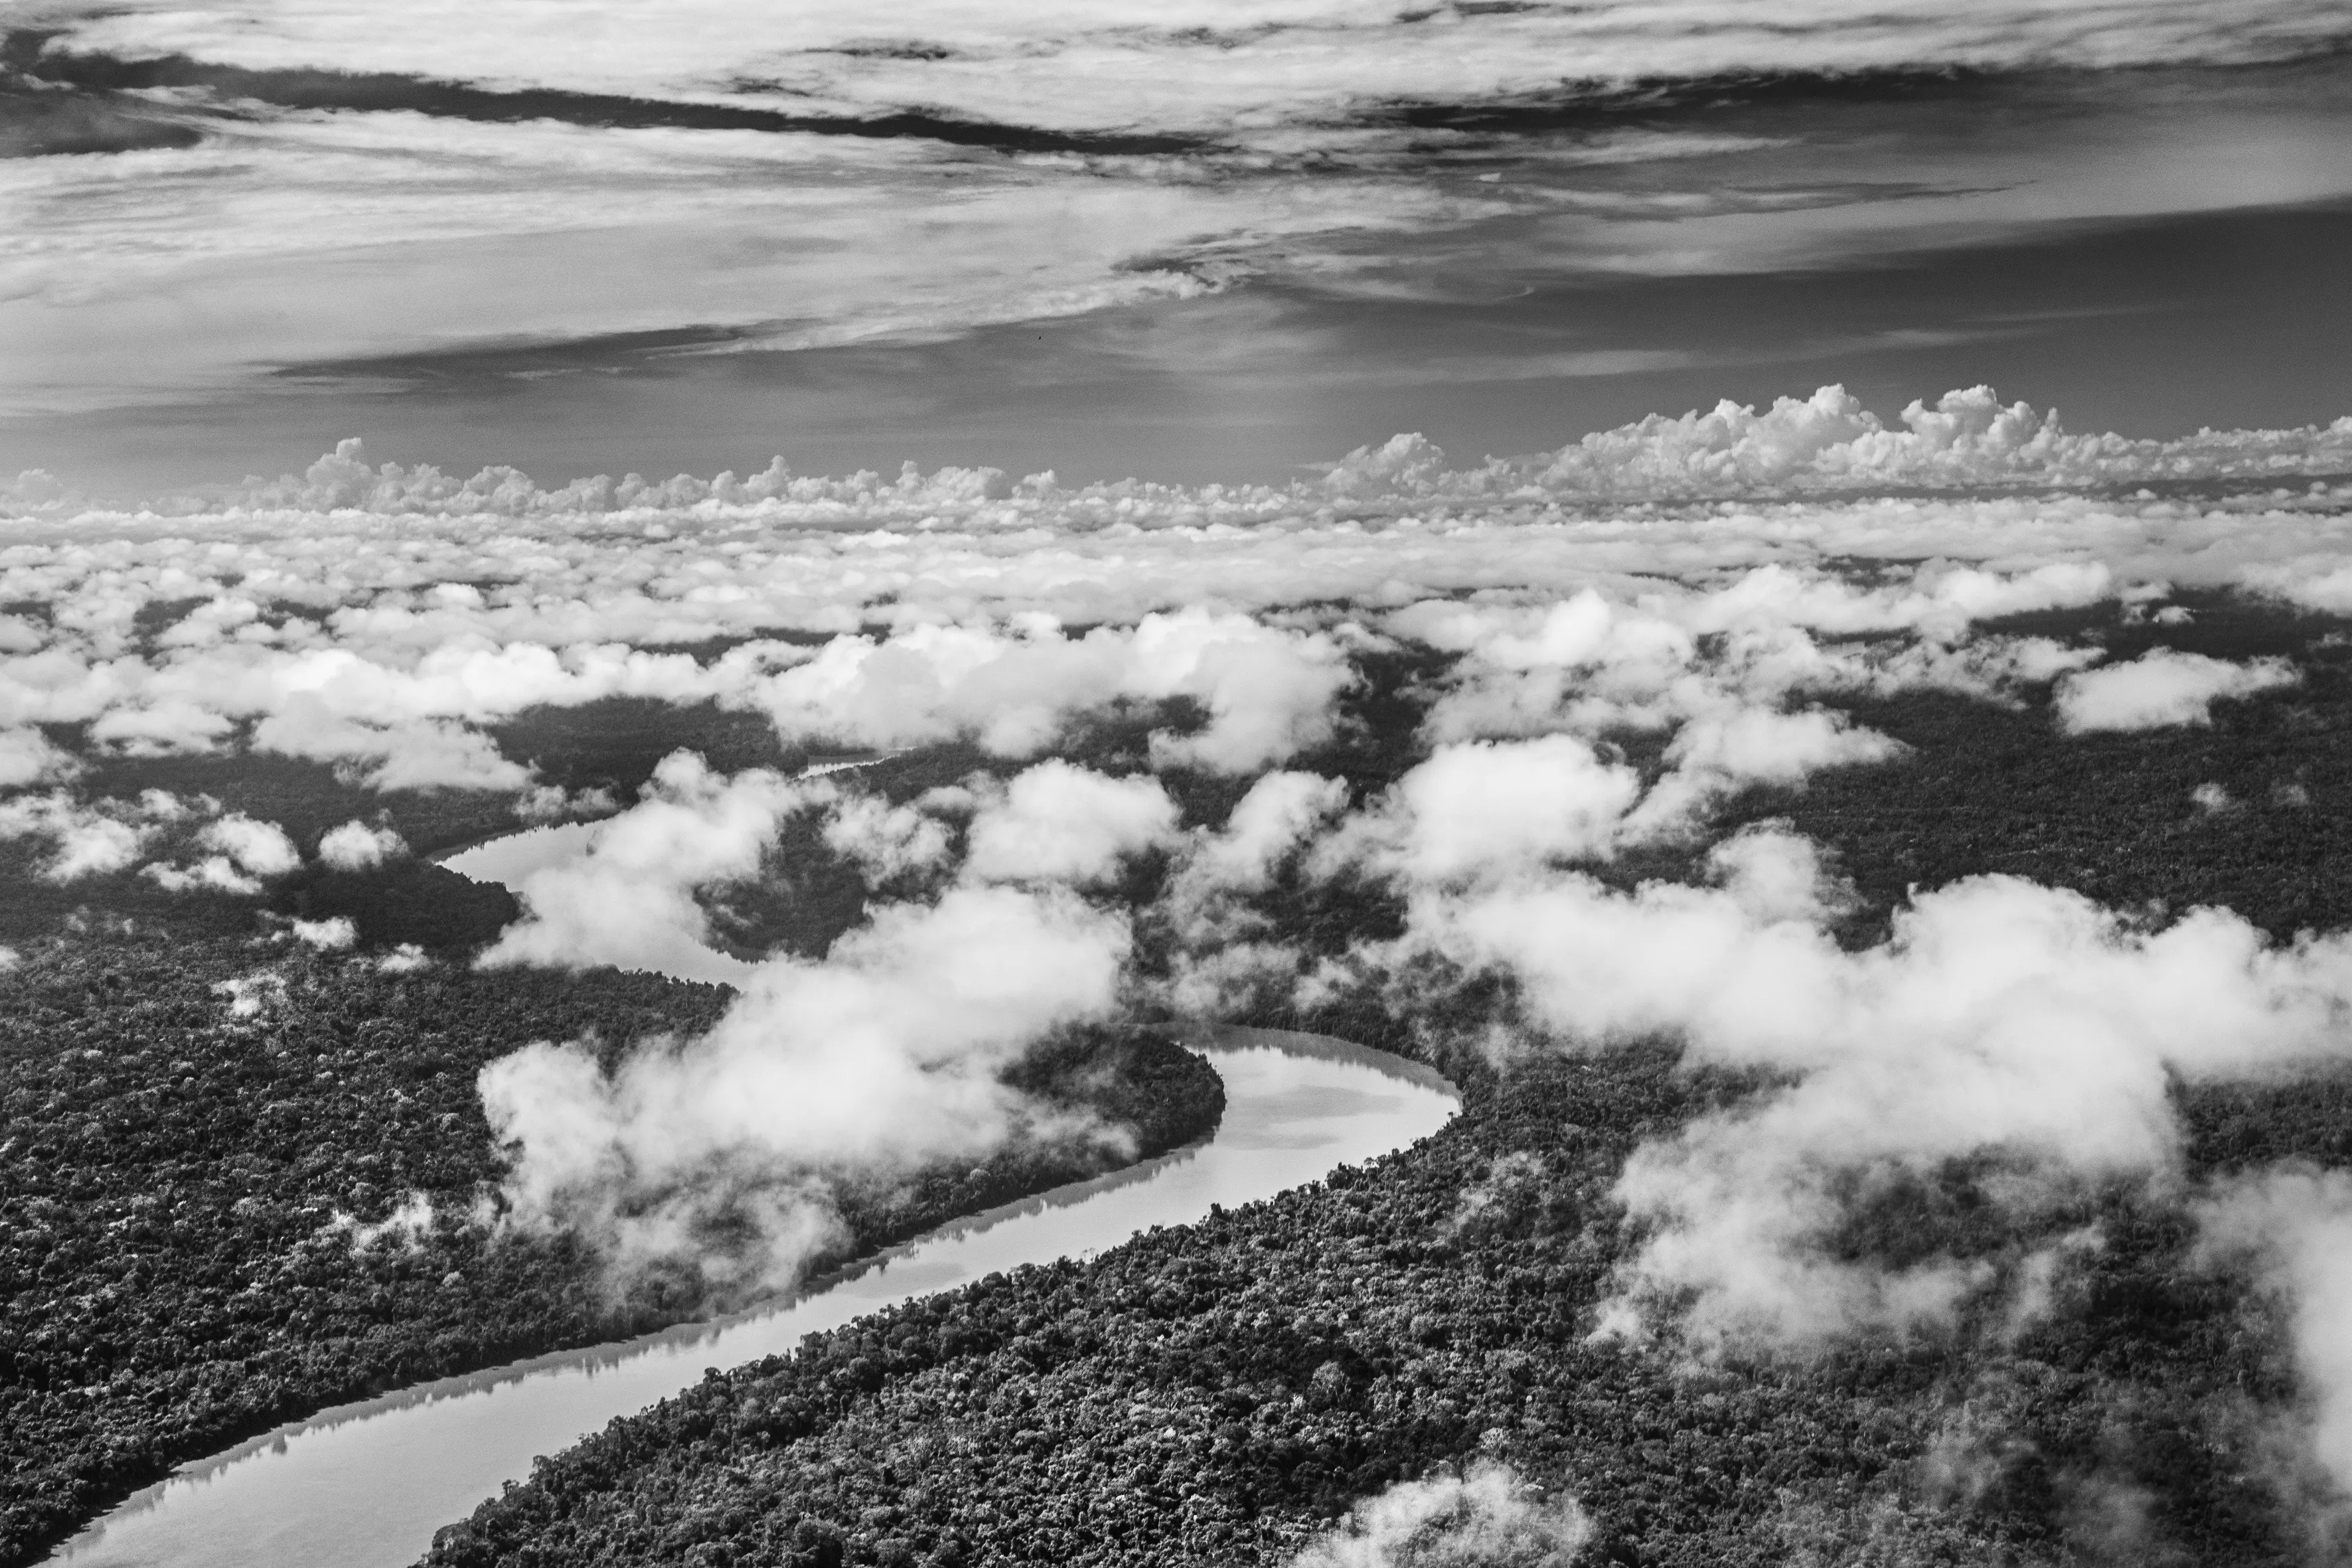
{"left": 4, "top": 0, "right": 2351, "bottom": 495}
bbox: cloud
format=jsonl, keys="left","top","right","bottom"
{"left": 2197, "top": 1169, "right": 2352, "bottom": 1498}
{"left": 143, "top": 811, "right": 304, "bottom": 894}
{"left": 291, "top": 915, "right": 359, "bottom": 950}
{"left": 1170, "top": 769, "right": 1350, "bottom": 918}
{"left": 40, "top": 1, "right": 2351, "bottom": 143}
{"left": 199, "top": 813, "right": 301, "bottom": 876}
{"left": 477, "top": 882, "right": 1130, "bottom": 1294}
{"left": 317, "top": 818, "right": 408, "bottom": 870}
{"left": 820, "top": 793, "right": 953, "bottom": 884}
{"left": 1410, "top": 826, "right": 2352, "bottom": 1346}
{"left": 0, "top": 727, "right": 79, "bottom": 787}
{"left": 1623, "top": 706, "right": 1904, "bottom": 840}
{"left": 0, "top": 399, "right": 2339, "bottom": 829}
{"left": 476, "top": 752, "right": 828, "bottom": 982}
{"left": 252, "top": 708, "right": 536, "bottom": 791}
{"left": 2055, "top": 649, "right": 2302, "bottom": 733}
{"left": 1289, "top": 1462, "right": 1589, "bottom": 1568}
{"left": 963, "top": 762, "right": 1181, "bottom": 888}
{"left": 0, "top": 790, "right": 173, "bottom": 882}
{"left": 1320, "top": 699, "right": 1897, "bottom": 891}
{"left": 1397, "top": 573, "right": 2096, "bottom": 751}
{"left": 757, "top": 610, "right": 1352, "bottom": 773}
{"left": 1323, "top": 736, "right": 1643, "bottom": 887}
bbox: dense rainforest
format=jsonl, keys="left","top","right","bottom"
{"left": 417, "top": 595, "right": 2352, "bottom": 1567}
{"left": 0, "top": 935, "right": 1221, "bottom": 1567}
{"left": 422, "top": 1031, "right": 2352, "bottom": 1568}
{"left": 7, "top": 592, "right": 2352, "bottom": 1566}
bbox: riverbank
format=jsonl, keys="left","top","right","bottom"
{"left": 50, "top": 1032, "right": 1449, "bottom": 1568}
{"left": 1, "top": 934, "right": 1223, "bottom": 1568}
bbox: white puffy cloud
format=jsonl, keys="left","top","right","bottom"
{"left": 757, "top": 610, "right": 1352, "bottom": 774}
{"left": 0, "top": 727, "right": 78, "bottom": 787}
{"left": 1097, "top": 771, "right": 1350, "bottom": 1016}
{"left": 0, "top": 790, "right": 171, "bottom": 882}
{"left": 2055, "top": 649, "right": 2301, "bottom": 733}
{"left": 1182, "top": 771, "right": 1352, "bottom": 899}
{"left": 478, "top": 882, "right": 1129, "bottom": 1293}
{"left": 1624, "top": 706, "right": 1904, "bottom": 840}
{"left": 1289, "top": 1461, "right": 1589, "bottom": 1568}
{"left": 199, "top": 813, "right": 302, "bottom": 877}
{"left": 1325, "top": 736, "right": 1644, "bottom": 887}
{"left": 291, "top": 915, "right": 359, "bottom": 950}
{"left": 0, "top": 400, "right": 2341, "bottom": 827}
{"left": 963, "top": 762, "right": 1182, "bottom": 888}
{"left": 1522, "top": 385, "right": 2264, "bottom": 497}
{"left": 252, "top": 708, "right": 535, "bottom": 791}
{"left": 142, "top": 812, "right": 302, "bottom": 894}
{"left": 2197, "top": 1170, "right": 2352, "bottom": 1496}
{"left": 1411, "top": 826, "right": 2352, "bottom": 1345}
{"left": 147, "top": 857, "right": 262, "bottom": 894}
{"left": 1660, "top": 706, "right": 1901, "bottom": 785}
{"left": 819, "top": 795, "right": 953, "bottom": 884}
{"left": 317, "top": 819, "right": 408, "bottom": 870}
{"left": 477, "top": 752, "right": 827, "bottom": 982}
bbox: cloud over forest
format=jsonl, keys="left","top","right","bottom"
{"left": 7, "top": 382, "right": 2352, "bottom": 1496}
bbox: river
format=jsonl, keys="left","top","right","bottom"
{"left": 47, "top": 823, "right": 1456, "bottom": 1568}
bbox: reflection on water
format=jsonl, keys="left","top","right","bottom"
{"left": 437, "top": 821, "right": 600, "bottom": 885}
{"left": 49, "top": 1036, "right": 1456, "bottom": 1568}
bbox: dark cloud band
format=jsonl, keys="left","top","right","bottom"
{"left": 5, "top": 31, "right": 1206, "bottom": 156}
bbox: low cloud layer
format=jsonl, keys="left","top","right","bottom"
{"left": 2055, "top": 648, "right": 2301, "bottom": 733}
{"left": 0, "top": 392, "right": 2329, "bottom": 852}
{"left": 9, "top": 378, "right": 2352, "bottom": 1514}
{"left": 1405, "top": 828, "right": 2352, "bottom": 1346}
{"left": 759, "top": 610, "right": 1353, "bottom": 773}
{"left": 1290, "top": 1462, "right": 1589, "bottom": 1568}
{"left": 479, "top": 882, "right": 1131, "bottom": 1293}
{"left": 2199, "top": 1170, "right": 2352, "bottom": 1497}
{"left": 479, "top": 753, "right": 831, "bottom": 983}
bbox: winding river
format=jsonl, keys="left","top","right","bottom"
{"left": 47, "top": 826, "right": 1457, "bottom": 1568}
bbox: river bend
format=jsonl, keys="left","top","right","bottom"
{"left": 47, "top": 825, "right": 1457, "bottom": 1568}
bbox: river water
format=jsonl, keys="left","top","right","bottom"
{"left": 48, "top": 826, "right": 1456, "bottom": 1568}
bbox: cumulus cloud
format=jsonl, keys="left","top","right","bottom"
{"left": 1523, "top": 386, "right": 2165, "bottom": 497}
{"left": 0, "top": 790, "right": 176, "bottom": 881}
{"left": 1324, "top": 737, "right": 1642, "bottom": 887}
{"left": 2055, "top": 649, "right": 2301, "bottom": 733}
{"left": 820, "top": 794, "right": 953, "bottom": 884}
{"left": 1170, "top": 770, "right": 1350, "bottom": 926}
{"left": 1154, "top": 771, "right": 1351, "bottom": 1010}
{"left": 145, "top": 812, "right": 303, "bottom": 894}
{"left": 1624, "top": 706, "right": 1905, "bottom": 840}
{"left": 200, "top": 813, "right": 301, "bottom": 876}
{"left": 479, "top": 883, "right": 1130, "bottom": 1293}
{"left": 477, "top": 752, "right": 827, "bottom": 982}
{"left": 254, "top": 708, "right": 535, "bottom": 791}
{"left": 1318, "top": 704, "right": 1896, "bottom": 892}
{"left": 0, "top": 398, "right": 2341, "bottom": 835}
{"left": 1410, "top": 826, "right": 2352, "bottom": 1346}
{"left": 2197, "top": 1169, "right": 2352, "bottom": 1497}
{"left": 0, "top": 727, "right": 78, "bottom": 787}
{"left": 963, "top": 762, "right": 1181, "bottom": 888}
{"left": 291, "top": 915, "right": 359, "bottom": 950}
{"left": 1289, "top": 1462, "right": 1589, "bottom": 1568}
{"left": 757, "top": 610, "right": 1352, "bottom": 773}
{"left": 317, "top": 818, "right": 408, "bottom": 870}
